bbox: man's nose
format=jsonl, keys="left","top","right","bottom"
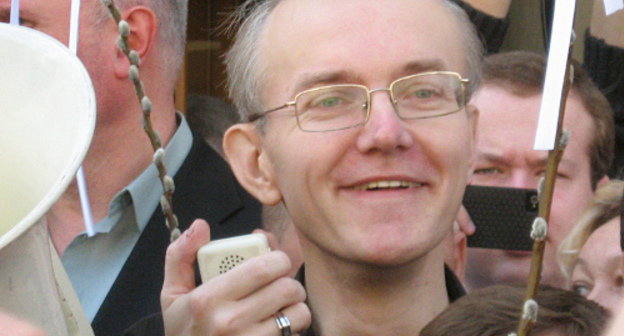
{"left": 356, "top": 89, "right": 413, "bottom": 153}
{"left": 508, "top": 172, "right": 538, "bottom": 189}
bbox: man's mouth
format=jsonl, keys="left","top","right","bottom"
{"left": 352, "top": 180, "right": 423, "bottom": 191}
{"left": 504, "top": 250, "right": 532, "bottom": 257}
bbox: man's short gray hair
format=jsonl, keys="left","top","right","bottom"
{"left": 225, "top": 0, "right": 483, "bottom": 123}
{"left": 93, "top": 0, "right": 188, "bottom": 82}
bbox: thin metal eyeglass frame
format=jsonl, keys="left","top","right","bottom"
{"left": 247, "top": 71, "right": 470, "bottom": 132}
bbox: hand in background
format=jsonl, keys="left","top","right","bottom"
{"left": 456, "top": 205, "right": 476, "bottom": 236}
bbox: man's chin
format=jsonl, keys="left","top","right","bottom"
{"left": 494, "top": 255, "right": 533, "bottom": 283}
{"left": 486, "top": 254, "right": 565, "bottom": 288}
{"left": 495, "top": 270, "right": 531, "bottom": 285}
{"left": 466, "top": 250, "right": 534, "bottom": 289}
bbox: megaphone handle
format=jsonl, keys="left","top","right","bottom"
{"left": 48, "top": 239, "right": 95, "bottom": 336}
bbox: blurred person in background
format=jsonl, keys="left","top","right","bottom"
{"left": 465, "top": 51, "right": 614, "bottom": 290}
{"left": 558, "top": 179, "right": 624, "bottom": 314}
{"left": 420, "top": 284, "right": 609, "bottom": 336}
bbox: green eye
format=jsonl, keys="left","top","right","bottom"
{"left": 413, "top": 90, "right": 434, "bottom": 98}
{"left": 320, "top": 97, "right": 341, "bottom": 107}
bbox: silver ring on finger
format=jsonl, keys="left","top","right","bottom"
{"left": 273, "top": 311, "right": 292, "bottom": 336}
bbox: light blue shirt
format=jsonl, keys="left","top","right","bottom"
{"left": 62, "top": 114, "right": 192, "bottom": 321}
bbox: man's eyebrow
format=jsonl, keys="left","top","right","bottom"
{"left": 478, "top": 151, "right": 578, "bottom": 171}
{"left": 555, "top": 158, "right": 578, "bottom": 169}
{"left": 292, "top": 70, "right": 363, "bottom": 94}
{"left": 476, "top": 151, "right": 508, "bottom": 166}
{"left": 399, "top": 60, "right": 447, "bottom": 76}
{"left": 529, "top": 157, "right": 578, "bottom": 171}
{"left": 291, "top": 60, "right": 448, "bottom": 95}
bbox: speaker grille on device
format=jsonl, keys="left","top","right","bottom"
{"left": 219, "top": 254, "right": 246, "bottom": 274}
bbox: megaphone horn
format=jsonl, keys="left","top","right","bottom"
{"left": 0, "top": 23, "right": 96, "bottom": 335}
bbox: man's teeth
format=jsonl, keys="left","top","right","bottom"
{"left": 353, "top": 181, "right": 422, "bottom": 190}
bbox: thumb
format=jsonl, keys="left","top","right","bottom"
{"left": 456, "top": 205, "right": 475, "bottom": 236}
{"left": 162, "top": 219, "right": 211, "bottom": 308}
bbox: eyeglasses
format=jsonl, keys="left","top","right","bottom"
{"left": 248, "top": 71, "right": 469, "bottom": 132}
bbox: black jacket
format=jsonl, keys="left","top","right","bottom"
{"left": 91, "top": 134, "right": 262, "bottom": 336}
{"left": 123, "top": 265, "right": 465, "bottom": 336}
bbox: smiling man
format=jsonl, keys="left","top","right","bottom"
{"left": 157, "top": 0, "right": 482, "bottom": 335}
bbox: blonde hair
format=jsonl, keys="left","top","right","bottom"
{"left": 557, "top": 179, "right": 624, "bottom": 284}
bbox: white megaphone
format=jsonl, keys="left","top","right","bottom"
{"left": 0, "top": 23, "right": 96, "bottom": 335}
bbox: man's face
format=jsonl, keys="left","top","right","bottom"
{"left": 0, "top": 0, "right": 105, "bottom": 50}
{"left": 0, "top": 0, "right": 71, "bottom": 42}
{"left": 466, "top": 85, "right": 595, "bottom": 288}
{"left": 253, "top": 0, "right": 478, "bottom": 266}
{"left": 1, "top": 0, "right": 115, "bottom": 125}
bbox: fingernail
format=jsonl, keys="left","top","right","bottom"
{"left": 184, "top": 223, "right": 197, "bottom": 238}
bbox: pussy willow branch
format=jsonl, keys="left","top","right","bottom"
{"left": 100, "top": 0, "right": 180, "bottom": 242}
{"left": 621, "top": 187, "right": 624, "bottom": 251}
{"left": 516, "top": 46, "right": 574, "bottom": 336}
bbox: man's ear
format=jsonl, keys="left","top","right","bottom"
{"left": 224, "top": 124, "right": 282, "bottom": 205}
{"left": 451, "top": 222, "right": 467, "bottom": 282}
{"left": 466, "top": 104, "right": 479, "bottom": 180}
{"left": 113, "top": 6, "right": 157, "bottom": 78}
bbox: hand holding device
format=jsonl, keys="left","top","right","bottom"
{"left": 162, "top": 220, "right": 311, "bottom": 335}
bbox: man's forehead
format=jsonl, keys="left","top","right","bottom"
{"left": 261, "top": 0, "right": 467, "bottom": 92}
{"left": 478, "top": 88, "right": 596, "bottom": 138}
{"left": 273, "top": 0, "right": 449, "bottom": 14}
{"left": 475, "top": 84, "right": 594, "bottom": 123}
{"left": 266, "top": 0, "right": 460, "bottom": 46}
{"left": 290, "top": 60, "right": 450, "bottom": 93}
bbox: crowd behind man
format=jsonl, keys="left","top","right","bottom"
{"left": 557, "top": 179, "right": 624, "bottom": 314}
{"left": 464, "top": 50, "right": 614, "bottom": 290}
{"left": 421, "top": 284, "right": 609, "bottom": 336}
